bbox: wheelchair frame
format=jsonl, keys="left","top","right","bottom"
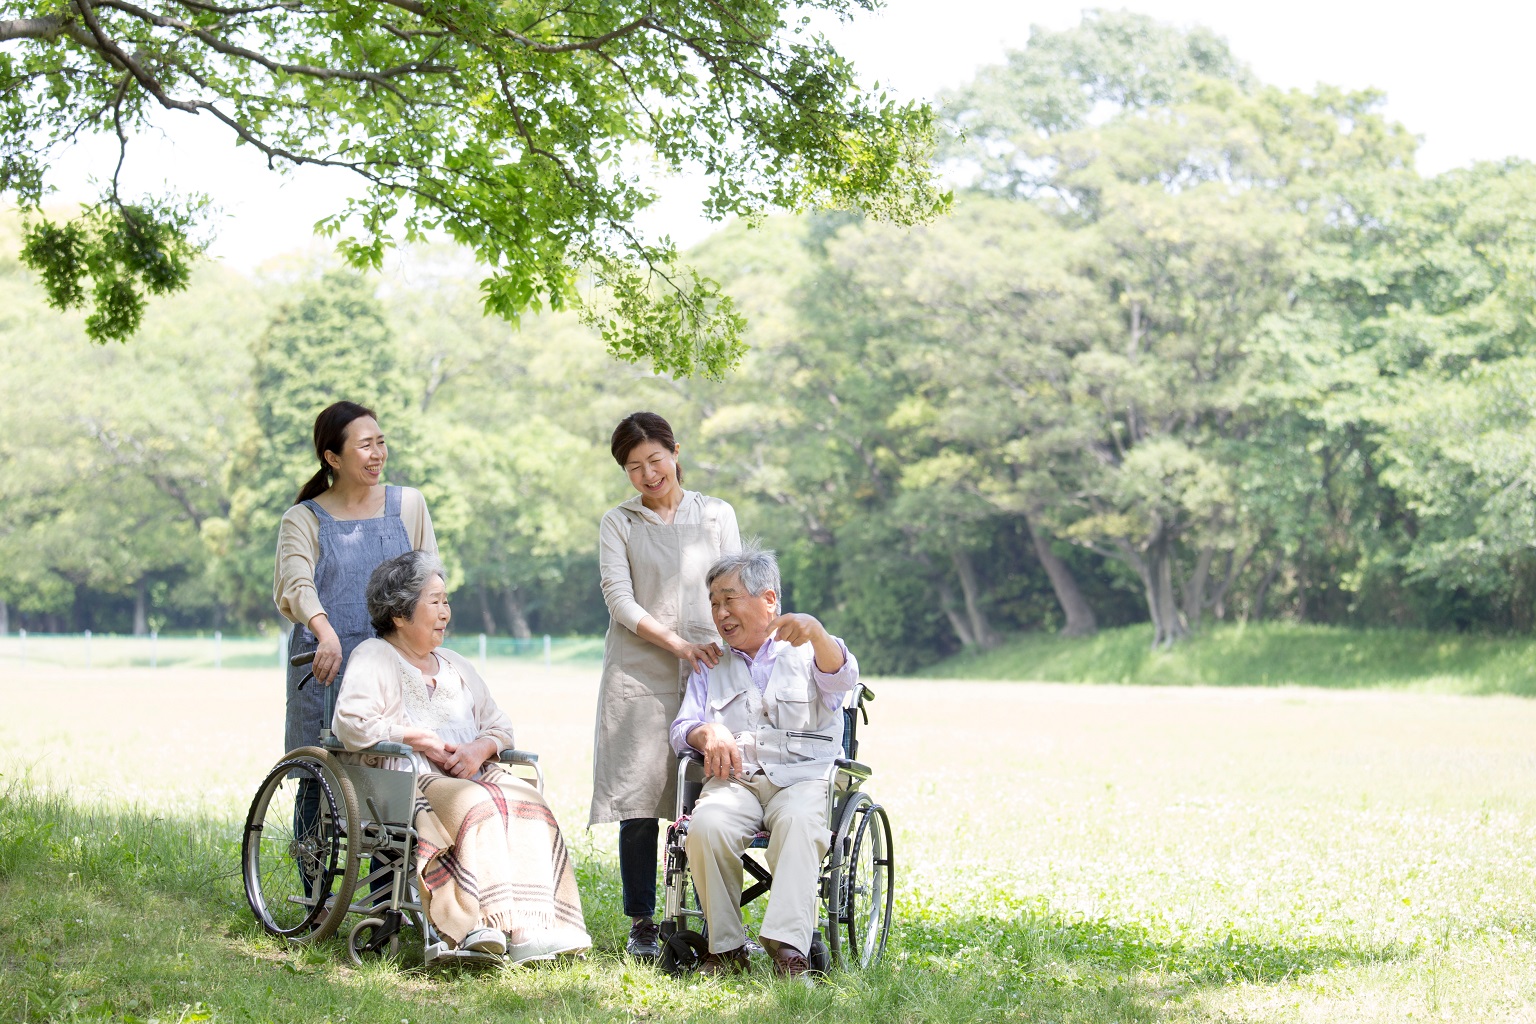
{"left": 656, "top": 681, "right": 894, "bottom": 974}
{"left": 240, "top": 651, "right": 543, "bottom": 966}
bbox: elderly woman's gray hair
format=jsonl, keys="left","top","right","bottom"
{"left": 706, "top": 544, "right": 780, "bottom": 607}
{"left": 366, "top": 550, "right": 447, "bottom": 636}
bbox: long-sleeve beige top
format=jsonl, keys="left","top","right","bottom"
{"left": 598, "top": 490, "right": 741, "bottom": 634}
{"left": 273, "top": 486, "right": 437, "bottom": 627}
{"left": 333, "top": 639, "right": 515, "bottom": 753}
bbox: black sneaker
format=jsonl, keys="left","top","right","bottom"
{"left": 626, "top": 917, "right": 661, "bottom": 959}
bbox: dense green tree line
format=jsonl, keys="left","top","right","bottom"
{"left": 6, "top": 12, "right": 1536, "bottom": 672}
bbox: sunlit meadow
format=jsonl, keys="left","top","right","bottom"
{"left": 3, "top": 653, "right": 1535, "bottom": 1022}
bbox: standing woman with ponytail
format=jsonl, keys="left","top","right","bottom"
{"left": 591, "top": 411, "right": 740, "bottom": 959}
{"left": 274, "top": 401, "right": 437, "bottom": 756}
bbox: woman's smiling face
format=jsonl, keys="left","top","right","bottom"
{"left": 395, "top": 574, "right": 451, "bottom": 650}
{"left": 325, "top": 415, "right": 387, "bottom": 488}
{"left": 624, "top": 439, "right": 681, "bottom": 502}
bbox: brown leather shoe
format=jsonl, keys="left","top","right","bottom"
{"left": 697, "top": 945, "right": 750, "bottom": 976}
{"left": 771, "top": 944, "right": 813, "bottom": 979}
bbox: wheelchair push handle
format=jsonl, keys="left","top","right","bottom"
{"left": 291, "top": 649, "right": 318, "bottom": 690}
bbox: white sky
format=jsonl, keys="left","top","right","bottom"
{"left": 36, "top": 1, "right": 1536, "bottom": 272}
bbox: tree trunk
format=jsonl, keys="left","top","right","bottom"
{"left": 1022, "top": 511, "right": 1096, "bottom": 636}
{"left": 1182, "top": 546, "right": 1215, "bottom": 630}
{"left": 1251, "top": 556, "right": 1281, "bottom": 622}
{"left": 1155, "top": 547, "right": 1186, "bottom": 646}
{"left": 0, "top": 596, "right": 7, "bottom": 635}
{"left": 1208, "top": 545, "right": 1256, "bottom": 621}
{"left": 949, "top": 548, "right": 998, "bottom": 650}
{"left": 1295, "top": 551, "right": 1309, "bottom": 621}
{"left": 133, "top": 579, "right": 149, "bottom": 637}
{"left": 935, "top": 577, "right": 976, "bottom": 648}
{"left": 501, "top": 587, "right": 532, "bottom": 639}
{"left": 477, "top": 582, "right": 497, "bottom": 635}
{"left": 1138, "top": 528, "right": 1187, "bottom": 649}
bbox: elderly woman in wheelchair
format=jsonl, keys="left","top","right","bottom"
{"left": 242, "top": 550, "right": 590, "bottom": 966}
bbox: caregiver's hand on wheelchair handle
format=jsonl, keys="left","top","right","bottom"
{"left": 688, "top": 722, "right": 742, "bottom": 781}
{"left": 308, "top": 614, "right": 344, "bottom": 685}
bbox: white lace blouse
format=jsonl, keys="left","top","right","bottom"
{"left": 333, "top": 638, "right": 516, "bottom": 775}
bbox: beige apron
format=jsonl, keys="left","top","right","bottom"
{"left": 589, "top": 509, "right": 723, "bottom": 825}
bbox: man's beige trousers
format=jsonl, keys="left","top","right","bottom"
{"left": 686, "top": 773, "right": 830, "bottom": 954}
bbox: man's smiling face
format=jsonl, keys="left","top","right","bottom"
{"left": 709, "top": 570, "right": 777, "bottom": 653}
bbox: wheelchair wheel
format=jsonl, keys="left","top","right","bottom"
{"left": 844, "top": 800, "right": 894, "bottom": 967}
{"left": 825, "top": 792, "right": 893, "bottom": 968}
{"left": 808, "top": 932, "right": 832, "bottom": 975}
{"left": 242, "top": 746, "right": 360, "bottom": 942}
{"left": 347, "top": 912, "right": 402, "bottom": 965}
{"left": 658, "top": 930, "right": 708, "bottom": 975}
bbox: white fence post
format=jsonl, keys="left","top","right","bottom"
{"left": 150, "top": 629, "right": 158, "bottom": 668}
{"left": 478, "top": 633, "right": 487, "bottom": 670}
{"left": 84, "top": 629, "right": 92, "bottom": 669}
{"left": 215, "top": 630, "right": 222, "bottom": 670}
{"left": 543, "top": 634, "right": 552, "bottom": 669}
{"left": 18, "top": 628, "right": 25, "bottom": 668}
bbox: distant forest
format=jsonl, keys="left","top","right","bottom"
{"left": 6, "top": 13, "right": 1536, "bottom": 672}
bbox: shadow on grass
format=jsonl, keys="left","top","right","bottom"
{"left": 899, "top": 900, "right": 1408, "bottom": 988}
{"left": 1, "top": 782, "right": 1418, "bottom": 1024}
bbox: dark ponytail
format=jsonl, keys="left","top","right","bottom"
{"left": 294, "top": 401, "right": 378, "bottom": 504}
{"left": 609, "top": 411, "right": 684, "bottom": 484}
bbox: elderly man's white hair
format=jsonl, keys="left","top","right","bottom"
{"left": 706, "top": 544, "right": 780, "bottom": 609}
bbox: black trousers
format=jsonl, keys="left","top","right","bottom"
{"left": 619, "top": 817, "right": 660, "bottom": 918}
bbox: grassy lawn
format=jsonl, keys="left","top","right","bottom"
{"left": 923, "top": 621, "right": 1536, "bottom": 695}
{"left": 3, "top": 662, "right": 1535, "bottom": 1022}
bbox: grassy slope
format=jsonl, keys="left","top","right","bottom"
{"left": 920, "top": 622, "right": 1536, "bottom": 694}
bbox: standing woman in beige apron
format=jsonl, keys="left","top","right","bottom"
{"left": 592, "top": 412, "right": 740, "bottom": 958}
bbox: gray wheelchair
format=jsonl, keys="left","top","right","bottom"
{"left": 656, "top": 681, "right": 894, "bottom": 975}
{"left": 240, "top": 651, "right": 543, "bottom": 966}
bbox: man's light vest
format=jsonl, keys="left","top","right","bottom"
{"left": 704, "top": 642, "right": 844, "bottom": 787}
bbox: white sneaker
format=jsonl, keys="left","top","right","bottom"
{"left": 506, "top": 934, "right": 589, "bottom": 965}
{"left": 462, "top": 927, "right": 507, "bottom": 956}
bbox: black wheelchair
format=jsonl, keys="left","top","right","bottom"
{"left": 239, "top": 651, "right": 543, "bottom": 965}
{"left": 656, "top": 681, "right": 894, "bottom": 974}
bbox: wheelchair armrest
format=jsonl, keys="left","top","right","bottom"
{"left": 359, "top": 740, "right": 416, "bottom": 757}
{"left": 497, "top": 748, "right": 539, "bottom": 765}
{"left": 835, "top": 757, "right": 872, "bottom": 780}
{"left": 319, "top": 736, "right": 414, "bottom": 758}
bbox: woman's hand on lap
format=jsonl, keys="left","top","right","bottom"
{"left": 440, "top": 737, "right": 499, "bottom": 778}
{"left": 409, "top": 730, "right": 452, "bottom": 767}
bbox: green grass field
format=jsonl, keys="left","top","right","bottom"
{"left": 3, "top": 661, "right": 1535, "bottom": 1022}
{"left": 923, "top": 621, "right": 1536, "bottom": 695}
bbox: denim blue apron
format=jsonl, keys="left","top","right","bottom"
{"left": 283, "top": 485, "right": 412, "bottom": 753}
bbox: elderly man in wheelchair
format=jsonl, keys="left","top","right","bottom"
{"left": 664, "top": 545, "right": 886, "bottom": 980}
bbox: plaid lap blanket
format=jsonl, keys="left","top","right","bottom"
{"left": 414, "top": 763, "right": 590, "bottom": 949}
